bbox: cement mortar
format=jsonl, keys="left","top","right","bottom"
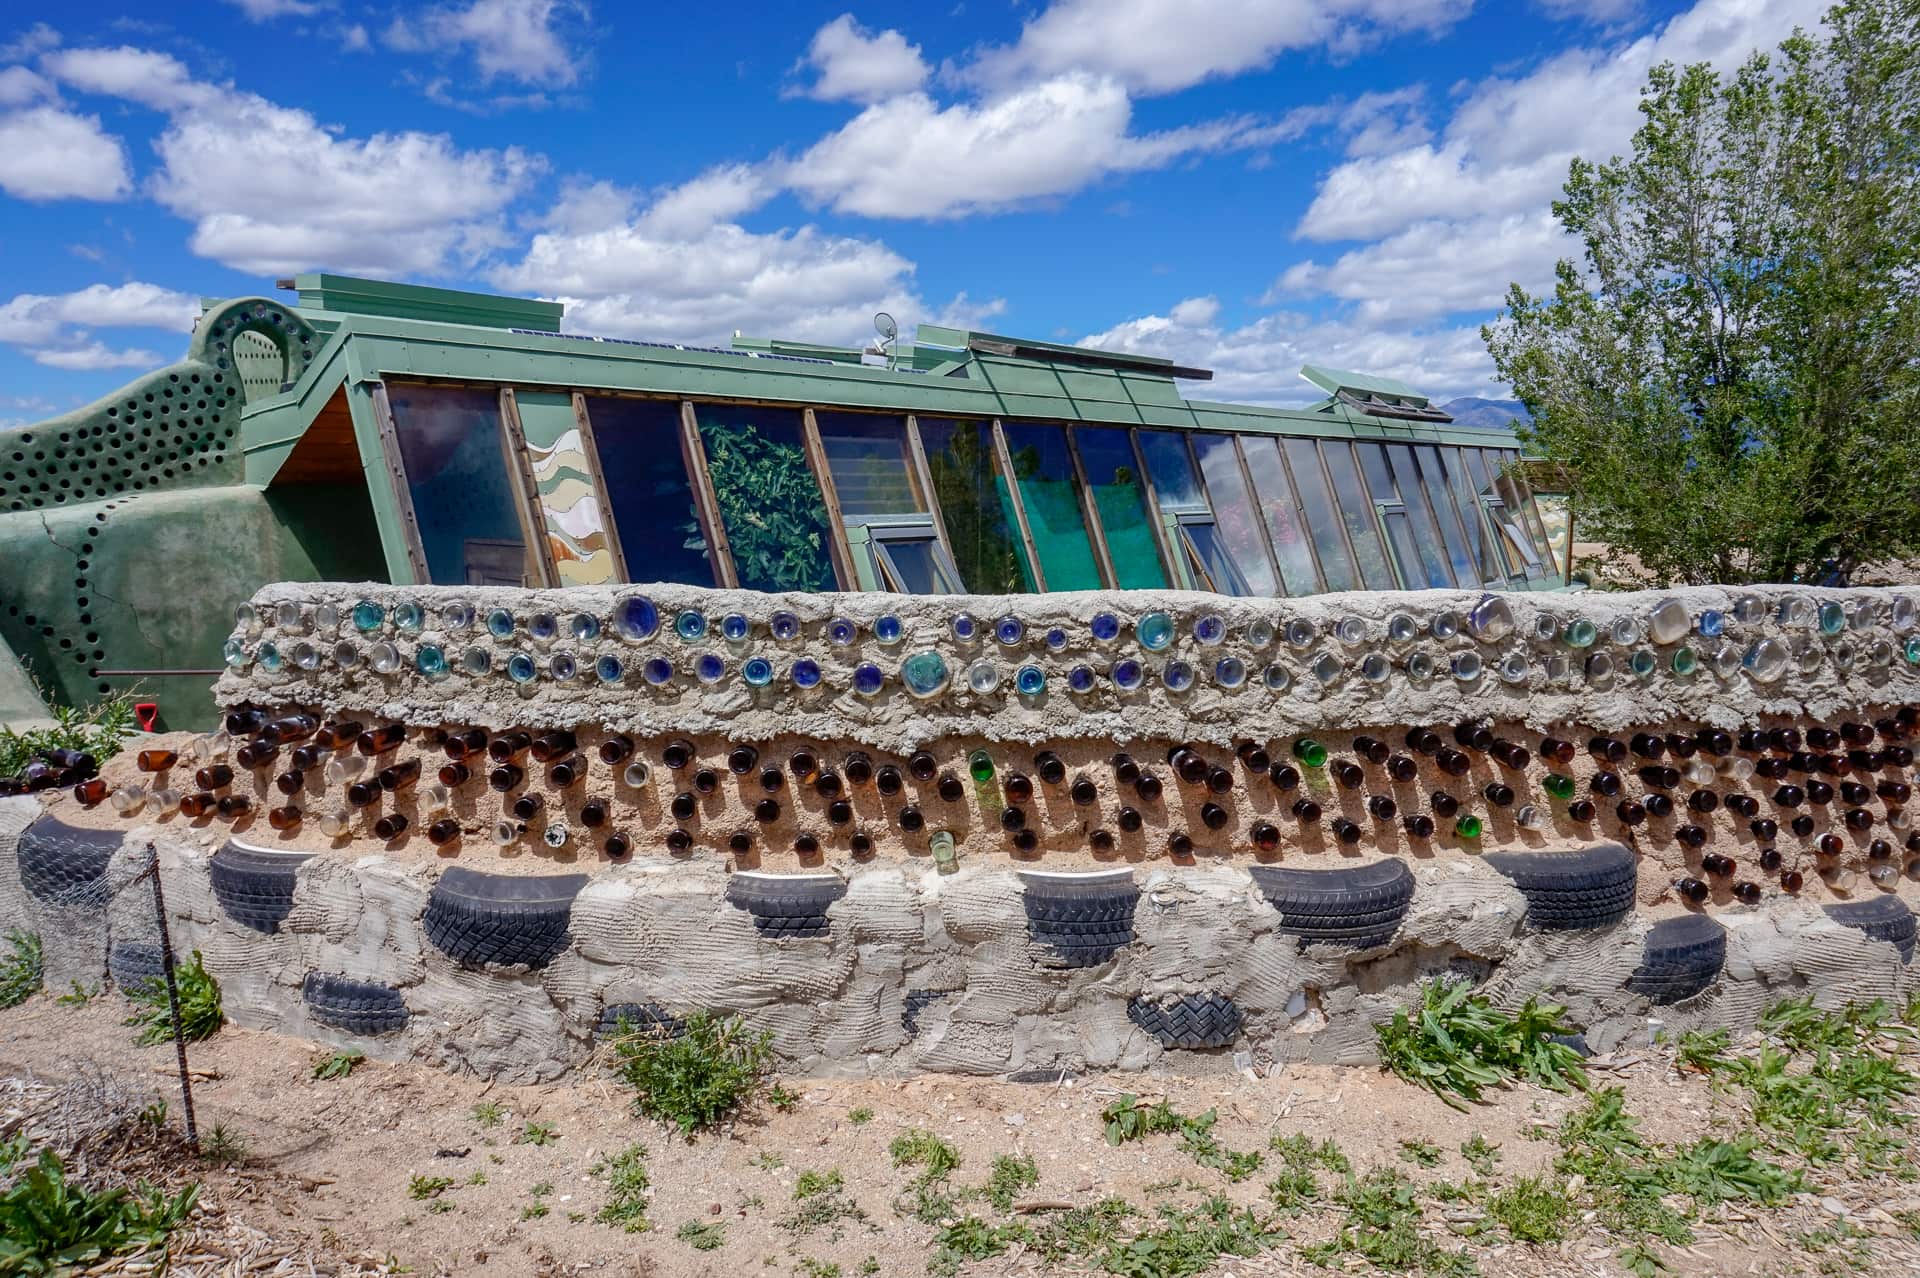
{"left": 215, "top": 582, "right": 1920, "bottom": 751}
{"left": 5, "top": 795, "right": 1915, "bottom": 1084}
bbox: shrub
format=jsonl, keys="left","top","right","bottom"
{"left": 123, "top": 951, "right": 222, "bottom": 1046}
{"left": 0, "top": 1144, "right": 198, "bottom": 1272}
{"left": 0, "top": 690, "right": 139, "bottom": 780}
{"left": 608, "top": 1011, "right": 773, "bottom": 1137}
{"left": 0, "top": 930, "right": 42, "bottom": 1010}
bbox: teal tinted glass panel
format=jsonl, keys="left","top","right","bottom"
{"left": 387, "top": 384, "right": 529, "bottom": 586}
{"left": 1240, "top": 436, "right": 1319, "bottom": 595}
{"left": 1189, "top": 434, "right": 1277, "bottom": 596}
{"left": 1001, "top": 422, "right": 1102, "bottom": 591}
{"left": 814, "top": 411, "right": 922, "bottom": 518}
{"left": 582, "top": 396, "right": 714, "bottom": 586}
{"left": 918, "top": 418, "right": 1033, "bottom": 592}
{"left": 693, "top": 404, "right": 836, "bottom": 593}
{"left": 1409, "top": 444, "right": 1477, "bottom": 588}
{"left": 1137, "top": 430, "right": 1206, "bottom": 509}
{"left": 1281, "top": 438, "right": 1359, "bottom": 592}
{"left": 1073, "top": 426, "right": 1167, "bottom": 589}
{"left": 1319, "top": 442, "right": 1397, "bottom": 590}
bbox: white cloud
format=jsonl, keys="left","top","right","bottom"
{"left": 0, "top": 66, "right": 51, "bottom": 106}
{"left": 0, "top": 105, "right": 130, "bottom": 201}
{"left": 1297, "top": 0, "right": 1824, "bottom": 242}
{"left": 786, "top": 72, "right": 1266, "bottom": 219}
{"left": 0, "top": 282, "right": 198, "bottom": 346}
{"left": 45, "top": 46, "right": 542, "bottom": 275}
{"left": 29, "top": 341, "right": 163, "bottom": 370}
{"left": 340, "top": 24, "right": 370, "bottom": 52}
{"left": 223, "top": 0, "right": 325, "bottom": 20}
{"left": 637, "top": 164, "right": 772, "bottom": 239}
{"left": 969, "top": 0, "right": 1471, "bottom": 95}
{"left": 1535, "top": 0, "right": 1641, "bottom": 20}
{"left": 0, "top": 23, "right": 60, "bottom": 63}
{"left": 1277, "top": 211, "right": 1571, "bottom": 322}
{"left": 384, "top": 0, "right": 586, "bottom": 87}
{"left": 1080, "top": 298, "right": 1502, "bottom": 405}
{"left": 794, "top": 15, "right": 928, "bottom": 103}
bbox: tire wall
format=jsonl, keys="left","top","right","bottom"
{"left": 5, "top": 796, "right": 1915, "bottom": 1082}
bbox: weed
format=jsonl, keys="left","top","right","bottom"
{"left": 201, "top": 1122, "right": 247, "bottom": 1167}
{"left": 1428, "top": 1179, "right": 1484, "bottom": 1203}
{"left": 470, "top": 1101, "right": 505, "bottom": 1128}
{"left": 1375, "top": 978, "right": 1586, "bottom": 1109}
{"left": 929, "top": 1216, "right": 1033, "bottom": 1277}
{"left": 590, "top": 1143, "right": 651, "bottom": 1233}
{"left": 1027, "top": 1198, "right": 1137, "bottom": 1261}
{"left": 1675, "top": 1028, "right": 1731, "bottom": 1073}
{"left": 312, "top": 1049, "right": 365, "bottom": 1081}
{"left": 1486, "top": 1175, "right": 1570, "bottom": 1243}
{"left": 768, "top": 1082, "right": 800, "bottom": 1112}
{"left": 0, "top": 929, "right": 42, "bottom": 1009}
{"left": 1398, "top": 1139, "right": 1442, "bottom": 1168}
{"left": 1662, "top": 1137, "right": 1801, "bottom": 1206}
{"left": 1101, "top": 1095, "right": 1262, "bottom": 1182}
{"left": 1270, "top": 1133, "right": 1350, "bottom": 1173}
{"left": 984, "top": 1154, "right": 1038, "bottom": 1212}
{"left": 426, "top": 1199, "right": 455, "bottom": 1215}
{"left": 465, "top": 1172, "right": 488, "bottom": 1186}
{"left": 0, "top": 1143, "right": 198, "bottom": 1272}
{"left": 857, "top": 1257, "right": 879, "bottom": 1275}
{"left": 782, "top": 1168, "right": 869, "bottom": 1238}
{"left": 1098, "top": 1196, "right": 1282, "bottom": 1278}
{"left": 408, "top": 1175, "right": 453, "bottom": 1201}
{"left": 889, "top": 1130, "right": 960, "bottom": 1179}
{"left": 529, "top": 1180, "right": 553, "bottom": 1197}
{"left": 1459, "top": 1134, "right": 1500, "bottom": 1176}
{"left": 751, "top": 1151, "right": 784, "bottom": 1171}
{"left": 848, "top": 1106, "right": 873, "bottom": 1125}
{"left": 1101, "top": 1094, "right": 1183, "bottom": 1145}
{"left": 797, "top": 1260, "right": 840, "bottom": 1278}
{"left": 55, "top": 981, "right": 95, "bottom": 1007}
{"left": 520, "top": 1202, "right": 548, "bottom": 1220}
{"left": 1617, "top": 1241, "right": 1670, "bottom": 1277}
{"left": 608, "top": 1010, "right": 774, "bottom": 1137}
{"left": 0, "top": 688, "right": 139, "bottom": 779}
{"left": 677, "top": 1219, "right": 725, "bottom": 1250}
{"left": 517, "top": 1120, "right": 558, "bottom": 1146}
{"left": 1266, "top": 1166, "right": 1319, "bottom": 1210}
{"left": 1302, "top": 1169, "right": 1479, "bottom": 1275}
{"left": 123, "top": 950, "right": 222, "bottom": 1045}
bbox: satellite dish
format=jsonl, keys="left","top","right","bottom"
{"left": 874, "top": 312, "right": 898, "bottom": 342}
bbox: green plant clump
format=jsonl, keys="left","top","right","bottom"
{"left": 676, "top": 1219, "right": 725, "bottom": 1250}
{"left": 0, "top": 930, "right": 42, "bottom": 1010}
{"left": 609, "top": 1010, "right": 774, "bottom": 1137}
{"left": 1375, "top": 979, "right": 1587, "bottom": 1109}
{"left": 312, "top": 1049, "right": 365, "bottom": 1081}
{"left": 0, "top": 690, "right": 139, "bottom": 780}
{"left": 0, "top": 1143, "right": 199, "bottom": 1274}
{"left": 590, "top": 1143, "right": 652, "bottom": 1233}
{"left": 983, "top": 1154, "right": 1038, "bottom": 1212}
{"left": 123, "top": 951, "right": 222, "bottom": 1046}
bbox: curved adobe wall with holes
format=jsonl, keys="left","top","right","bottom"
{"left": 0, "top": 300, "right": 385, "bottom": 728}
{"left": 3, "top": 581, "right": 1919, "bottom": 1080}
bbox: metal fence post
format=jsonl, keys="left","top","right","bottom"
{"left": 143, "top": 841, "right": 198, "bottom": 1153}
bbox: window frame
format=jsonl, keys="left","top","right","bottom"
{"left": 858, "top": 515, "right": 967, "bottom": 594}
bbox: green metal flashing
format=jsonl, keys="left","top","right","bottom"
{"left": 240, "top": 325, "right": 353, "bottom": 485}
{"left": 291, "top": 273, "right": 564, "bottom": 332}
{"left": 1299, "top": 362, "right": 1429, "bottom": 405}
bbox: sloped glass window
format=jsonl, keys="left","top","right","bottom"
{"left": 1001, "top": 423, "right": 1102, "bottom": 591}
{"left": 815, "top": 412, "right": 924, "bottom": 517}
{"left": 387, "top": 384, "right": 531, "bottom": 586}
{"left": 918, "top": 417, "right": 1033, "bottom": 592}
{"left": 1464, "top": 448, "right": 1540, "bottom": 579}
{"left": 1319, "top": 442, "right": 1398, "bottom": 590}
{"left": 1190, "top": 434, "right": 1278, "bottom": 596}
{"left": 1071, "top": 426, "right": 1167, "bottom": 589}
{"left": 1355, "top": 442, "right": 1452, "bottom": 589}
{"left": 1384, "top": 443, "right": 1463, "bottom": 588}
{"left": 1496, "top": 448, "right": 1555, "bottom": 578}
{"left": 693, "top": 404, "right": 837, "bottom": 592}
{"left": 1240, "top": 436, "right": 1320, "bottom": 595}
{"left": 1408, "top": 444, "right": 1479, "bottom": 588}
{"left": 1282, "top": 437, "right": 1360, "bottom": 592}
{"left": 1437, "top": 445, "right": 1506, "bottom": 584}
{"left": 581, "top": 396, "right": 715, "bottom": 586}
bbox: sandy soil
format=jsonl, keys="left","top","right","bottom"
{"left": 6, "top": 995, "right": 1920, "bottom": 1277}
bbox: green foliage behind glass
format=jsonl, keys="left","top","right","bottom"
{"left": 696, "top": 417, "right": 835, "bottom": 592}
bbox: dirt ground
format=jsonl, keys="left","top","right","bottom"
{"left": 7, "top": 997, "right": 1920, "bottom": 1278}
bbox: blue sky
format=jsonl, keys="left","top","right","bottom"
{"left": 0, "top": 0, "right": 1828, "bottom": 424}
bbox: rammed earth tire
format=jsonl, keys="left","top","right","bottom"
{"left": 209, "top": 843, "right": 309, "bottom": 935}
{"left": 422, "top": 868, "right": 587, "bottom": 969}
{"left": 302, "top": 972, "right": 409, "bottom": 1035}
{"left": 108, "top": 941, "right": 165, "bottom": 994}
{"left": 1483, "top": 842, "right": 1637, "bottom": 930}
{"left": 1127, "top": 994, "right": 1242, "bottom": 1049}
{"left": 724, "top": 873, "right": 845, "bottom": 939}
{"left": 1627, "top": 913, "right": 1725, "bottom": 1004}
{"left": 16, "top": 817, "right": 119, "bottom": 907}
{"left": 1249, "top": 859, "right": 1413, "bottom": 949}
{"left": 1020, "top": 871, "right": 1138, "bottom": 967}
{"left": 902, "top": 989, "right": 950, "bottom": 1037}
{"left": 597, "top": 1002, "right": 686, "bottom": 1041}
{"left": 1824, "top": 895, "right": 1917, "bottom": 963}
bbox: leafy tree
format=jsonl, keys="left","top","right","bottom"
{"left": 1484, "top": 0, "right": 1920, "bottom": 586}
{"left": 696, "top": 419, "right": 836, "bottom": 592}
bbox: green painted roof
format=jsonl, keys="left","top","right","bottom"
{"left": 292, "top": 273, "right": 564, "bottom": 332}
{"left": 1300, "top": 362, "right": 1429, "bottom": 405}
